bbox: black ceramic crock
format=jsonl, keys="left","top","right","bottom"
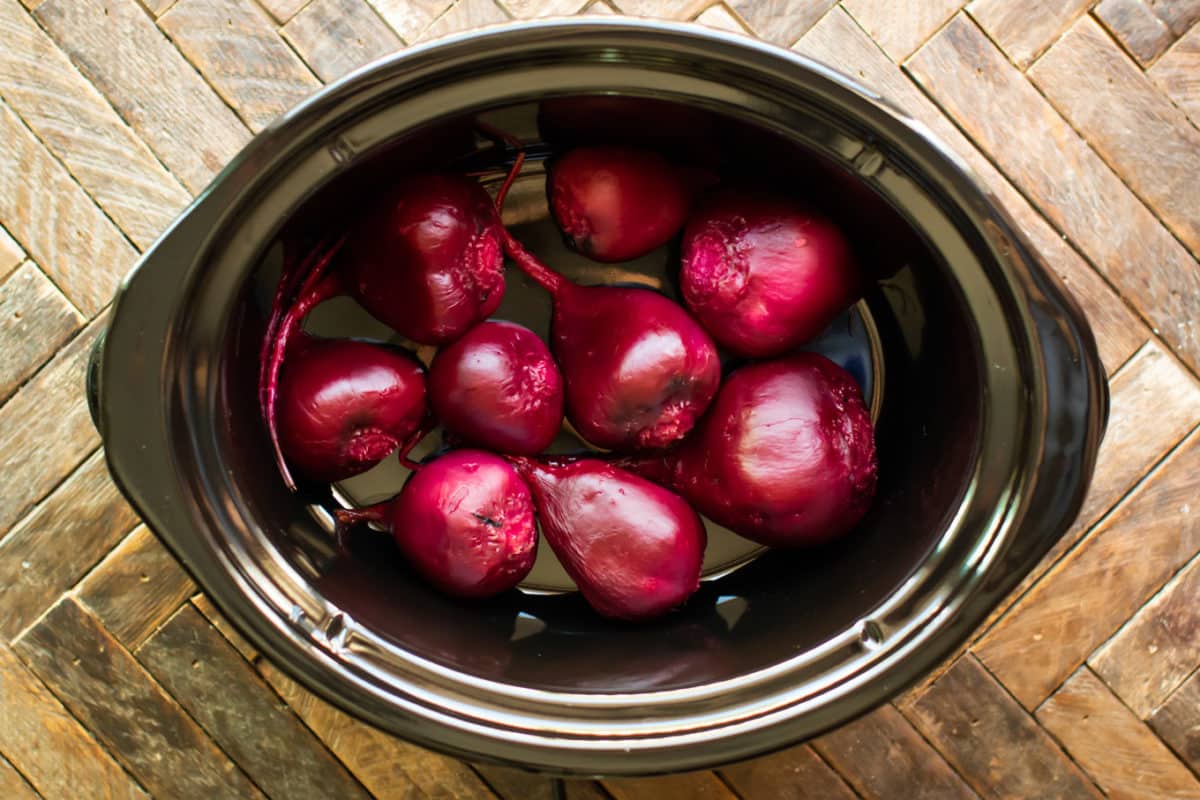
{"left": 86, "top": 19, "right": 1108, "bottom": 776}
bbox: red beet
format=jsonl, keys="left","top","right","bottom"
{"left": 548, "top": 146, "right": 692, "bottom": 262}
{"left": 429, "top": 320, "right": 564, "bottom": 455}
{"left": 500, "top": 230, "right": 720, "bottom": 450}
{"left": 680, "top": 191, "right": 862, "bottom": 358}
{"left": 508, "top": 456, "right": 705, "bottom": 621}
{"left": 621, "top": 352, "right": 877, "bottom": 548}
{"left": 337, "top": 450, "right": 537, "bottom": 599}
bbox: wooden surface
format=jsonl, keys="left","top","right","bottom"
{"left": 0, "top": 0, "right": 1197, "bottom": 796}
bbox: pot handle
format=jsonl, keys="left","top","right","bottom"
{"left": 86, "top": 326, "right": 107, "bottom": 436}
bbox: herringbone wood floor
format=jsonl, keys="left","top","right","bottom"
{"left": 1, "top": 0, "right": 1199, "bottom": 797}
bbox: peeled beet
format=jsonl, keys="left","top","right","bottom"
{"left": 275, "top": 337, "right": 426, "bottom": 484}
{"left": 429, "top": 320, "right": 564, "bottom": 454}
{"left": 622, "top": 352, "right": 877, "bottom": 548}
{"left": 548, "top": 146, "right": 692, "bottom": 262}
{"left": 680, "top": 191, "right": 861, "bottom": 358}
{"left": 509, "top": 456, "right": 705, "bottom": 621}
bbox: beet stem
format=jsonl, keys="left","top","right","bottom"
{"left": 499, "top": 227, "right": 564, "bottom": 296}
{"left": 259, "top": 237, "right": 331, "bottom": 419}
{"left": 397, "top": 416, "right": 436, "bottom": 472}
{"left": 332, "top": 502, "right": 390, "bottom": 551}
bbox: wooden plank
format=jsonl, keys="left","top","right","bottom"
{"left": 812, "top": 704, "right": 977, "bottom": 799}
{"left": 610, "top": 0, "right": 711, "bottom": 21}
{"left": 0, "top": 449, "right": 140, "bottom": 642}
{"left": 367, "top": 0, "right": 454, "bottom": 44}
{"left": 906, "top": 14, "right": 1200, "bottom": 374}
{"left": 499, "top": 0, "right": 588, "bottom": 18}
{"left": 1037, "top": 667, "right": 1200, "bottom": 799}
{"left": 76, "top": 525, "right": 196, "bottom": 650}
{"left": 1145, "top": 0, "right": 1200, "bottom": 36}
{"left": 584, "top": 1, "right": 616, "bottom": 14}
{"left": 1149, "top": 670, "right": 1200, "bottom": 778}
{"left": 842, "top": 0, "right": 964, "bottom": 61}
{"left": 137, "top": 0, "right": 177, "bottom": 15}
{"left": 34, "top": 0, "right": 251, "bottom": 195}
{"left": 796, "top": 6, "right": 1148, "bottom": 377}
{"left": 475, "top": 766, "right": 604, "bottom": 800}
{"left": 0, "top": 99, "right": 136, "bottom": 316}
{"left": 191, "top": 593, "right": 259, "bottom": 662}
{"left": 138, "top": 604, "right": 374, "bottom": 800}
{"left": 694, "top": 3, "right": 750, "bottom": 33}
{"left": 417, "top": 0, "right": 510, "bottom": 41}
{"left": 719, "top": 743, "right": 858, "bottom": 800}
{"left": 0, "top": 317, "right": 104, "bottom": 537}
{"left": 725, "top": 0, "right": 834, "bottom": 45}
{"left": 0, "top": 641, "right": 147, "bottom": 799}
{"left": 260, "top": 660, "right": 497, "bottom": 799}
{"left": 258, "top": 0, "right": 310, "bottom": 23}
{"left": 282, "top": 0, "right": 403, "bottom": 83}
{"left": 159, "top": 0, "right": 321, "bottom": 133}
{"left": 0, "top": 225, "right": 24, "bottom": 280}
{"left": 0, "top": 261, "right": 83, "bottom": 404}
{"left": 0, "top": 0, "right": 192, "bottom": 250}
{"left": 975, "top": 424, "right": 1200, "bottom": 710}
{"left": 904, "top": 654, "right": 1103, "bottom": 799}
{"left": 1090, "top": 553, "right": 1200, "bottom": 718}
{"left": 965, "top": 0, "right": 1091, "bottom": 67}
{"left": 1150, "top": 24, "right": 1200, "bottom": 128}
{"left": 1094, "top": 0, "right": 1175, "bottom": 65}
{"left": 14, "top": 598, "right": 265, "bottom": 800}
{"left": 0, "top": 753, "right": 38, "bottom": 800}
{"left": 1029, "top": 16, "right": 1200, "bottom": 259}
{"left": 604, "top": 773, "right": 737, "bottom": 800}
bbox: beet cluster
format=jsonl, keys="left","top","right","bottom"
{"left": 259, "top": 105, "right": 878, "bottom": 622}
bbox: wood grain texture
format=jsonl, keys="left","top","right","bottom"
{"left": 0, "top": 226, "right": 23, "bottom": 281}
{"left": 812, "top": 704, "right": 978, "bottom": 799}
{"left": 1094, "top": 0, "right": 1175, "bottom": 65}
{"left": 605, "top": 773, "right": 738, "bottom": 800}
{"left": 1150, "top": 24, "right": 1200, "bottom": 127}
{"left": 136, "top": 0, "right": 177, "bottom": 15}
{"left": 14, "top": 599, "right": 265, "bottom": 800}
{"left": 500, "top": 0, "right": 589, "bottom": 17}
{"left": 725, "top": 0, "right": 834, "bottom": 45}
{"left": 76, "top": 525, "right": 196, "bottom": 650}
{"left": 367, "top": 0, "right": 455, "bottom": 43}
{"left": 842, "top": 0, "right": 964, "bottom": 60}
{"left": 610, "top": 0, "right": 711, "bottom": 20}
{"left": 33, "top": 0, "right": 251, "bottom": 195}
{"left": 1145, "top": 0, "right": 1200, "bottom": 35}
{"left": 260, "top": 660, "right": 492, "bottom": 799}
{"left": 475, "top": 766, "right": 603, "bottom": 800}
{"left": 904, "top": 654, "right": 1102, "bottom": 799}
{"left": 0, "top": 641, "right": 147, "bottom": 800}
{"left": 1037, "top": 667, "right": 1200, "bottom": 799}
{"left": 191, "top": 593, "right": 259, "bottom": 662}
{"left": 257, "top": 0, "right": 311, "bottom": 23}
{"left": 0, "top": 0, "right": 191, "bottom": 250}
{"left": 694, "top": 3, "right": 749, "bottom": 33}
{"left": 1029, "top": 16, "right": 1200, "bottom": 258}
{"left": 1090, "top": 553, "right": 1200, "bottom": 717}
{"left": 159, "top": 0, "right": 321, "bottom": 132}
{"left": 0, "top": 317, "right": 103, "bottom": 536}
{"left": 1150, "top": 671, "right": 1200, "bottom": 778}
{"left": 719, "top": 744, "right": 858, "bottom": 800}
{"left": 0, "top": 754, "right": 38, "bottom": 800}
{"left": 966, "top": 0, "right": 1091, "bottom": 67}
{"left": 138, "top": 604, "right": 374, "bottom": 800}
{"left": 283, "top": 0, "right": 403, "bottom": 82}
{"left": 907, "top": 14, "right": 1200, "bottom": 374}
{"left": 0, "top": 261, "right": 82, "bottom": 404}
{"left": 0, "top": 100, "right": 136, "bottom": 315}
{"left": 976, "top": 423, "right": 1200, "bottom": 710}
{"left": 418, "top": 0, "right": 510, "bottom": 40}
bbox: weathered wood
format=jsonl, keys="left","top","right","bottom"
{"left": 694, "top": 3, "right": 749, "bottom": 33}
{"left": 1150, "top": 24, "right": 1200, "bottom": 127}
{"left": 14, "top": 599, "right": 265, "bottom": 800}
{"left": 0, "top": 753, "right": 38, "bottom": 800}
{"left": 500, "top": 0, "right": 589, "bottom": 18}
{"left": 367, "top": 0, "right": 455, "bottom": 43}
{"left": 585, "top": 1, "right": 616, "bottom": 13}
{"left": 1037, "top": 667, "right": 1200, "bottom": 799}
{"left": 904, "top": 654, "right": 1102, "bottom": 799}
{"left": 138, "top": 604, "right": 374, "bottom": 800}
{"left": 975, "top": 424, "right": 1200, "bottom": 710}
{"left": 0, "top": 641, "right": 147, "bottom": 799}
{"left": 257, "top": 0, "right": 311, "bottom": 23}
{"left": 1029, "top": 16, "right": 1200, "bottom": 259}
{"left": 0, "top": 317, "right": 104, "bottom": 536}
{"left": 725, "top": 0, "right": 834, "bottom": 45}
{"left": 475, "top": 766, "right": 604, "bottom": 800}
{"left": 33, "top": 0, "right": 251, "bottom": 195}
{"left": 842, "top": 0, "right": 964, "bottom": 61}
{"left": 965, "top": 0, "right": 1091, "bottom": 67}
{"left": 282, "top": 0, "right": 404, "bottom": 83}
{"left": 1090, "top": 554, "right": 1200, "bottom": 718}
{"left": 0, "top": 262, "right": 82, "bottom": 404}
{"left": 0, "top": 100, "right": 136, "bottom": 316}
{"left": 260, "top": 660, "right": 496, "bottom": 799}
{"left": 159, "top": 0, "right": 321, "bottom": 132}
{"left": 191, "top": 593, "right": 259, "bottom": 662}
{"left": 0, "top": 225, "right": 25, "bottom": 281}
{"left": 604, "top": 773, "right": 738, "bottom": 800}
{"left": 1145, "top": 0, "right": 1200, "bottom": 36}
{"left": 719, "top": 743, "right": 858, "bottom": 800}
{"left": 1094, "top": 0, "right": 1175, "bottom": 65}
{"left": 1149, "top": 670, "right": 1200, "bottom": 778}
{"left": 418, "top": 0, "right": 510, "bottom": 40}
{"left": 907, "top": 14, "right": 1200, "bottom": 374}
{"left": 610, "top": 0, "right": 710, "bottom": 20}
{"left": 76, "top": 525, "right": 196, "bottom": 650}
{"left": 136, "top": 0, "right": 176, "bottom": 15}
{"left": 812, "top": 704, "right": 978, "bottom": 799}
{"left": 0, "top": 0, "right": 191, "bottom": 250}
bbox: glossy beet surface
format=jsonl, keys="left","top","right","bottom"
{"left": 345, "top": 174, "right": 505, "bottom": 345}
{"left": 276, "top": 338, "right": 427, "bottom": 483}
{"left": 681, "top": 191, "right": 861, "bottom": 358}
{"left": 548, "top": 146, "right": 691, "bottom": 263}
{"left": 510, "top": 457, "right": 705, "bottom": 621}
{"left": 624, "top": 352, "right": 877, "bottom": 548}
{"left": 429, "top": 320, "right": 564, "bottom": 454}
